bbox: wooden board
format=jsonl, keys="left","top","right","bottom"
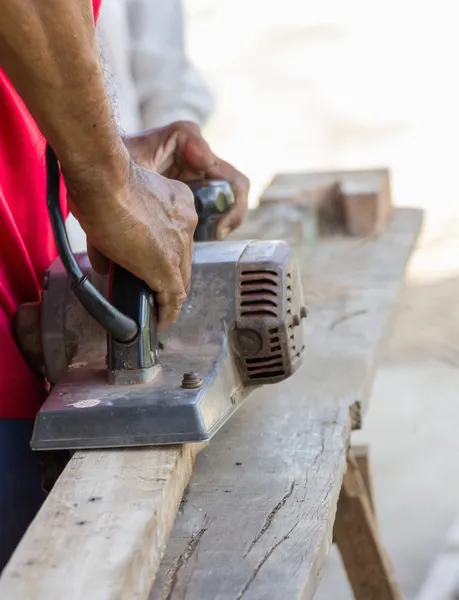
{"left": 334, "top": 452, "right": 402, "bottom": 600}
{"left": 260, "top": 169, "right": 392, "bottom": 238}
{"left": 0, "top": 207, "right": 422, "bottom": 600}
{"left": 149, "top": 207, "right": 422, "bottom": 600}
{"left": 353, "top": 444, "right": 377, "bottom": 521}
{"left": 0, "top": 444, "right": 204, "bottom": 600}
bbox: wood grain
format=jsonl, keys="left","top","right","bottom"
{"left": 259, "top": 168, "right": 392, "bottom": 238}
{"left": 0, "top": 206, "right": 421, "bottom": 600}
{"left": 149, "top": 207, "right": 422, "bottom": 600}
{"left": 0, "top": 444, "right": 204, "bottom": 600}
{"left": 335, "top": 452, "right": 403, "bottom": 600}
{"left": 353, "top": 444, "right": 376, "bottom": 520}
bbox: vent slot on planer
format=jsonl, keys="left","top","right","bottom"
{"left": 238, "top": 271, "right": 285, "bottom": 380}
{"left": 239, "top": 270, "right": 280, "bottom": 318}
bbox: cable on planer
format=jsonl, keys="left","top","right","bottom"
{"left": 45, "top": 143, "right": 139, "bottom": 343}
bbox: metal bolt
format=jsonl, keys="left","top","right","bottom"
{"left": 292, "top": 314, "right": 301, "bottom": 327}
{"left": 181, "top": 371, "right": 203, "bottom": 389}
{"left": 300, "top": 306, "right": 308, "bottom": 319}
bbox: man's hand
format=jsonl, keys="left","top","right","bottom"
{"left": 124, "top": 121, "right": 250, "bottom": 240}
{"left": 0, "top": 0, "right": 199, "bottom": 331}
{"left": 66, "top": 160, "right": 197, "bottom": 331}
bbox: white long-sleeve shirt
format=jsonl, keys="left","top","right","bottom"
{"left": 67, "top": 0, "right": 214, "bottom": 251}
{"left": 96, "top": 0, "right": 214, "bottom": 133}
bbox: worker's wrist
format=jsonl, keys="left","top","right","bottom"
{"left": 60, "top": 139, "right": 132, "bottom": 212}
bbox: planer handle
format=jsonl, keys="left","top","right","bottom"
{"left": 186, "top": 179, "right": 235, "bottom": 242}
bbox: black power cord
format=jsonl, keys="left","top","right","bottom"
{"left": 45, "top": 144, "right": 138, "bottom": 343}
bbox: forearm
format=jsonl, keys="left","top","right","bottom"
{"left": 0, "top": 0, "right": 129, "bottom": 199}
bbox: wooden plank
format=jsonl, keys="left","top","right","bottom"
{"left": 0, "top": 444, "right": 204, "bottom": 600}
{"left": 334, "top": 452, "right": 402, "bottom": 600}
{"left": 259, "top": 168, "right": 393, "bottom": 238}
{"left": 353, "top": 444, "right": 377, "bottom": 520}
{"left": 149, "top": 207, "right": 422, "bottom": 600}
{"left": 341, "top": 170, "right": 392, "bottom": 237}
{"left": 1, "top": 206, "right": 421, "bottom": 600}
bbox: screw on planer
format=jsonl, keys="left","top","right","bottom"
{"left": 181, "top": 372, "right": 203, "bottom": 389}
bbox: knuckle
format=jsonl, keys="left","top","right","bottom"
{"left": 168, "top": 292, "right": 187, "bottom": 310}
{"left": 172, "top": 179, "right": 195, "bottom": 204}
{"left": 166, "top": 245, "right": 183, "bottom": 268}
{"left": 189, "top": 210, "right": 199, "bottom": 228}
{"left": 174, "top": 120, "right": 201, "bottom": 135}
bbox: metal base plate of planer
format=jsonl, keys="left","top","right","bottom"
{"left": 19, "top": 240, "right": 307, "bottom": 450}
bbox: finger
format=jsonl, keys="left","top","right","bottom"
{"left": 217, "top": 204, "right": 246, "bottom": 240}
{"left": 87, "top": 243, "right": 110, "bottom": 274}
{"left": 156, "top": 285, "right": 188, "bottom": 332}
{"left": 173, "top": 122, "right": 217, "bottom": 172}
{"left": 148, "top": 256, "right": 188, "bottom": 331}
{"left": 179, "top": 230, "right": 194, "bottom": 294}
{"left": 204, "top": 159, "right": 250, "bottom": 239}
{"left": 151, "top": 131, "right": 179, "bottom": 174}
{"left": 155, "top": 180, "right": 195, "bottom": 298}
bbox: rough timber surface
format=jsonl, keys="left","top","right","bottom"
{"left": 0, "top": 444, "right": 204, "bottom": 600}
{"left": 149, "top": 208, "right": 422, "bottom": 600}
{"left": 0, "top": 208, "right": 422, "bottom": 600}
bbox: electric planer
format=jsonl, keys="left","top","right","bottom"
{"left": 15, "top": 146, "right": 307, "bottom": 451}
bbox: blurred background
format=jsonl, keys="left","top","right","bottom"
{"left": 184, "top": 1, "right": 459, "bottom": 597}
{"left": 69, "top": 1, "right": 459, "bottom": 596}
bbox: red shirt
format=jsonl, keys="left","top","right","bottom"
{"left": 0, "top": 1, "right": 102, "bottom": 419}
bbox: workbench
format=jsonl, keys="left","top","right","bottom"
{"left": 0, "top": 199, "right": 422, "bottom": 600}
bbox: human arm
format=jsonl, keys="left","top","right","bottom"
{"left": 0, "top": 0, "right": 197, "bottom": 329}
{"left": 0, "top": 0, "right": 128, "bottom": 187}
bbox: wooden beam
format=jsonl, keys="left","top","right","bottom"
{"left": 149, "top": 208, "right": 422, "bottom": 600}
{"left": 259, "top": 168, "right": 393, "bottom": 238}
{"left": 0, "top": 205, "right": 421, "bottom": 600}
{"left": 0, "top": 444, "right": 204, "bottom": 600}
{"left": 334, "top": 451, "right": 403, "bottom": 600}
{"left": 353, "top": 444, "right": 377, "bottom": 520}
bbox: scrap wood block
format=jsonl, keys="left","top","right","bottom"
{"left": 260, "top": 168, "right": 393, "bottom": 238}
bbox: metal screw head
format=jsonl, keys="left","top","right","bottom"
{"left": 181, "top": 372, "right": 203, "bottom": 389}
